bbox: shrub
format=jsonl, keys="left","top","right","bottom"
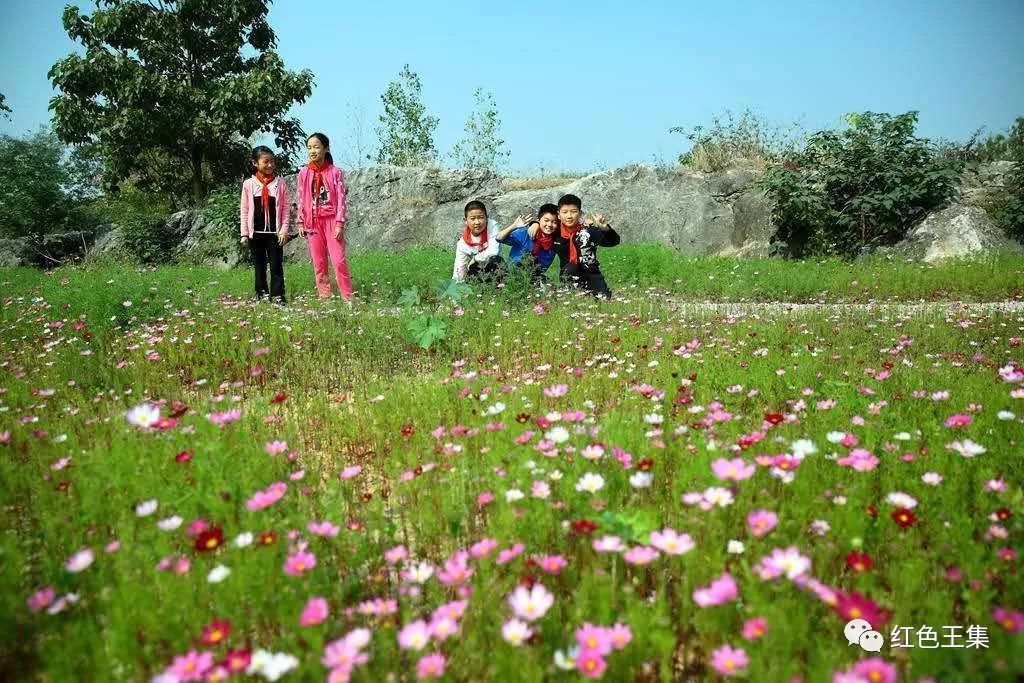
{"left": 979, "top": 118, "right": 1024, "bottom": 243}
{"left": 671, "top": 108, "right": 803, "bottom": 172}
{"left": 92, "top": 188, "right": 174, "bottom": 264}
{"left": 760, "top": 111, "right": 963, "bottom": 258}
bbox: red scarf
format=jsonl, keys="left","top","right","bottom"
{"left": 307, "top": 161, "right": 331, "bottom": 207}
{"left": 255, "top": 172, "right": 275, "bottom": 229}
{"left": 532, "top": 228, "right": 553, "bottom": 258}
{"left": 463, "top": 223, "right": 488, "bottom": 251}
{"left": 559, "top": 222, "right": 581, "bottom": 264}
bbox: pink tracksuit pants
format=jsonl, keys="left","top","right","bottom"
{"left": 306, "top": 215, "right": 353, "bottom": 300}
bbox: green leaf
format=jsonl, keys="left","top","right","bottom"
{"left": 436, "top": 278, "right": 473, "bottom": 302}
{"left": 398, "top": 287, "right": 421, "bottom": 309}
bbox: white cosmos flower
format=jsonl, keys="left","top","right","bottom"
{"left": 207, "top": 565, "right": 231, "bottom": 583}
{"left": 505, "top": 489, "right": 525, "bottom": 503}
{"left": 790, "top": 439, "right": 818, "bottom": 457}
{"left": 575, "top": 473, "right": 605, "bottom": 494}
{"left": 233, "top": 532, "right": 254, "bottom": 548}
{"left": 629, "top": 472, "right": 653, "bottom": 488}
{"left": 545, "top": 426, "right": 570, "bottom": 444}
{"left": 135, "top": 499, "right": 158, "bottom": 517}
{"left": 125, "top": 403, "right": 161, "bottom": 428}
{"left": 158, "top": 516, "right": 183, "bottom": 531}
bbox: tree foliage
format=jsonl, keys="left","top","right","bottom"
{"left": 451, "top": 88, "right": 509, "bottom": 170}
{"left": 48, "top": 0, "right": 313, "bottom": 204}
{"left": 760, "top": 111, "right": 963, "bottom": 257}
{"left": 375, "top": 64, "right": 439, "bottom": 166}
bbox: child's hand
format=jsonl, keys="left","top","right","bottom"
{"left": 516, "top": 213, "right": 532, "bottom": 227}
{"left": 591, "top": 213, "right": 609, "bottom": 228}
{"left": 240, "top": 235, "right": 248, "bottom": 244}
{"left": 297, "top": 223, "right": 306, "bottom": 237}
{"left": 277, "top": 231, "right": 288, "bottom": 246}
{"left": 526, "top": 223, "right": 539, "bottom": 239}
{"left": 334, "top": 224, "right": 344, "bottom": 239}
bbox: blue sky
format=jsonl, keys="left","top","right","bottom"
{"left": 2, "top": 0, "right": 1022, "bottom": 174}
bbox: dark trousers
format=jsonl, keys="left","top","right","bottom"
{"left": 250, "top": 233, "right": 285, "bottom": 300}
{"left": 467, "top": 255, "right": 507, "bottom": 283}
{"left": 566, "top": 271, "right": 612, "bottom": 298}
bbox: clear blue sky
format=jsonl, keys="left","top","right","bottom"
{"left": 2, "top": 0, "right": 1022, "bottom": 174}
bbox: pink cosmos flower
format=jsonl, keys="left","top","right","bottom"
{"left": 747, "top": 509, "right": 778, "bottom": 537}
{"left": 649, "top": 529, "right": 695, "bottom": 556}
{"left": 944, "top": 413, "right": 972, "bottom": 428}
{"left": 308, "top": 520, "right": 340, "bottom": 537}
{"left": 207, "top": 409, "right": 242, "bottom": 427}
{"left": 245, "top": 482, "right": 287, "bottom": 511}
{"left": 438, "top": 551, "right": 474, "bottom": 586}
{"left": 476, "top": 491, "right": 495, "bottom": 508}
{"left": 544, "top": 383, "right": 569, "bottom": 397}
{"left": 837, "top": 449, "right": 879, "bottom": 472}
{"left": 757, "top": 546, "right": 812, "bottom": 580}
{"left": 65, "top": 548, "right": 94, "bottom": 573}
{"left": 693, "top": 572, "right": 739, "bottom": 607}
{"left": 339, "top": 465, "right": 362, "bottom": 480}
{"left": 398, "top": 620, "right": 431, "bottom": 651}
{"left": 429, "top": 616, "right": 459, "bottom": 641}
{"left": 470, "top": 538, "right": 498, "bottom": 559}
{"left": 608, "top": 622, "right": 633, "bottom": 650}
{"left": 593, "top": 535, "right": 624, "bottom": 553}
{"left": 992, "top": 606, "right": 1024, "bottom": 632}
{"left": 432, "top": 599, "right": 468, "bottom": 622}
{"left": 496, "top": 542, "right": 525, "bottom": 565}
{"left": 711, "top": 458, "right": 755, "bottom": 481}
{"left": 300, "top": 597, "right": 329, "bottom": 626}
{"left": 27, "top": 587, "right": 56, "bottom": 612}
{"left": 623, "top": 545, "right": 660, "bottom": 565}
{"left": 710, "top": 645, "right": 749, "bottom": 677}
{"left": 265, "top": 440, "right": 288, "bottom": 455}
{"left": 575, "top": 623, "right": 613, "bottom": 656}
{"left": 416, "top": 653, "right": 447, "bottom": 680}
{"left": 170, "top": 650, "right": 214, "bottom": 682}
{"left": 501, "top": 619, "right": 532, "bottom": 646}
{"left": 537, "top": 555, "right": 568, "bottom": 574}
{"left": 576, "top": 649, "right": 608, "bottom": 679}
{"left": 385, "top": 545, "right": 408, "bottom": 564}
{"left": 851, "top": 657, "right": 897, "bottom": 683}
{"left": 284, "top": 550, "right": 317, "bottom": 577}
{"left": 742, "top": 617, "right": 768, "bottom": 640}
{"left": 508, "top": 583, "right": 555, "bottom": 621}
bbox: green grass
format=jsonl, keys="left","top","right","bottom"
{"left": 1, "top": 259, "right": 1023, "bottom": 681}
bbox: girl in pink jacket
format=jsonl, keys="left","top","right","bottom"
{"left": 296, "top": 133, "right": 353, "bottom": 301}
{"left": 240, "top": 145, "right": 290, "bottom": 304}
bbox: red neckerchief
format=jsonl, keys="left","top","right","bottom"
{"left": 532, "top": 227, "right": 553, "bottom": 257}
{"left": 463, "top": 222, "right": 488, "bottom": 251}
{"left": 307, "top": 161, "right": 331, "bottom": 206}
{"left": 255, "top": 172, "right": 276, "bottom": 228}
{"left": 559, "top": 221, "right": 581, "bottom": 264}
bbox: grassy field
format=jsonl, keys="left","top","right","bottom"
{"left": 2, "top": 251, "right": 1024, "bottom": 681}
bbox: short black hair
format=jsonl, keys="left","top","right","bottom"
{"left": 306, "top": 132, "right": 334, "bottom": 164}
{"left": 251, "top": 145, "right": 275, "bottom": 162}
{"left": 538, "top": 203, "right": 558, "bottom": 218}
{"left": 557, "top": 194, "right": 582, "bottom": 210}
{"left": 464, "top": 200, "right": 488, "bottom": 217}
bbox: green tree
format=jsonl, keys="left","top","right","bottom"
{"left": 986, "top": 117, "right": 1024, "bottom": 242}
{"left": 376, "top": 64, "right": 439, "bottom": 166}
{"left": 0, "top": 129, "right": 100, "bottom": 264}
{"left": 48, "top": 0, "right": 314, "bottom": 205}
{"left": 451, "top": 88, "right": 509, "bottom": 170}
{"left": 0, "top": 93, "right": 10, "bottom": 119}
{"left": 761, "top": 111, "right": 962, "bottom": 257}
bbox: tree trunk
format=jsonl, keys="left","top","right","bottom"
{"left": 190, "top": 145, "right": 205, "bottom": 205}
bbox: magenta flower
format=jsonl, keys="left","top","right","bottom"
{"left": 245, "top": 481, "right": 287, "bottom": 511}
{"left": 944, "top": 413, "right": 972, "bottom": 428}
{"left": 537, "top": 554, "right": 568, "bottom": 574}
{"left": 576, "top": 649, "right": 608, "bottom": 678}
{"left": 496, "top": 542, "right": 525, "bottom": 565}
{"left": 693, "top": 572, "right": 739, "bottom": 607}
{"left": 207, "top": 409, "right": 242, "bottom": 427}
{"left": 710, "top": 644, "right": 749, "bottom": 677}
{"left": 747, "top": 509, "right": 778, "bottom": 538}
{"left": 742, "top": 617, "right": 768, "bottom": 640}
{"left": 398, "top": 620, "right": 431, "bottom": 651}
{"left": 623, "top": 545, "right": 660, "bottom": 565}
{"left": 300, "top": 597, "right": 329, "bottom": 626}
{"left": 576, "top": 623, "right": 613, "bottom": 655}
{"left": 508, "top": 583, "right": 555, "bottom": 621}
{"left": 385, "top": 545, "right": 409, "bottom": 564}
{"left": 837, "top": 449, "right": 880, "bottom": 472}
{"left": 608, "top": 622, "right": 633, "bottom": 650}
{"left": 339, "top": 465, "right": 362, "bottom": 480}
{"left": 284, "top": 550, "right": 317, "bottom": 577}
{"left": 308, "top": 520, "right": 340, "bottom": 537}
{"left": 170, "top": 650, "right": 214, "bottom": 682}
{"left": 470, "top": 538, "right": 498, "bottom": 559}
{"left": 993, "top": 606, "right": 1024, "bottom": 632}
{"left": 851, "top": 657, "right": 897, "bottom": 683}
{"left": 649, "top": 529, "right": 695, "bottom": 556}
{"left": 416, "top": 652, "right": 447, "bottom": 680}
{"left": 264, "top": 440, "right": 288, "bottom": 455}
{"left": 27, "top": 586, "right": 56, "bottom": 613}
{"left": 476, "top": 491, "right": 495, "bottom": 508}
{"left": 711, "top": 457, "right": 755, "bottom": 481}
{"left": 437, "top": 551, "right": 474, "bottom": 586}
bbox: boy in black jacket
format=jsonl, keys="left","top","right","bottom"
{"left": 550, "top": 193, "right": 620, "bottom": 298}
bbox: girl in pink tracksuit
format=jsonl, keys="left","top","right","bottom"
{"left": 296, "top": 132, "right": 353, "bottom": 300}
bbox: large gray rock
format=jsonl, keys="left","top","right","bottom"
{"left": 897, "top": 204, "right": 1021, "bottom": 262}
{"left": 313, "top": 164, "right": 775, "bottom": 257}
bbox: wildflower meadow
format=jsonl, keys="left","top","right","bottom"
{"left": 2, "top": 252, "right": 1024, "bottom": 682}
